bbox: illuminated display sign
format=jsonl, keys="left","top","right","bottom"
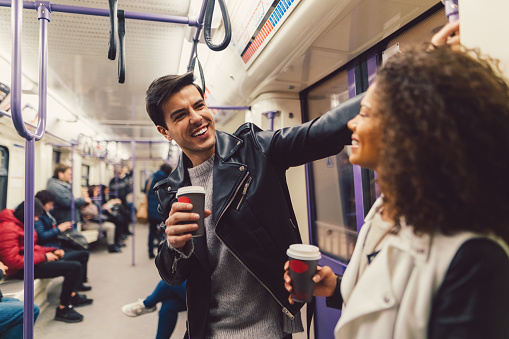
{"left": 231, "top": 0, "right": 300, "bottom": 65}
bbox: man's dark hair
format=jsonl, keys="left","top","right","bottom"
{"left": 145, "top": 71, "right": 204, "bottom": 129}
{"left": 35, "top": 190, "right": 56, "bottom": 205}
{"left": 13, "top": 198, "right": 45, "bottom": 223}
{"left": 53, "top": 163, "right": 70, "bottom": 179}
{"left": 160, "top": 163, "right": 173, "bottom": 176}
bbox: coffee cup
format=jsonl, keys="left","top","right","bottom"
{"left": 176, "top": 186, "right": 206, "bottom": 237}
{"left": 287, "top": 244, "right": 321, "bottom": 303}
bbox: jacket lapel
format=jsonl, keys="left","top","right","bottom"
{"left": 210, "top": 131, "right": 246, "bottom": 229}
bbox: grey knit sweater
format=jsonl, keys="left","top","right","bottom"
{"left": 185, "top": 156, "right": 302, "bottom": 338}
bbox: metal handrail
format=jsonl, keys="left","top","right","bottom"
{"left": 10, "top": 0, "right": 49, "bottom": 141}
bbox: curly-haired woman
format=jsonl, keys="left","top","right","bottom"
{"left": 285, "top": 40, "right": 509, "bottom": 338}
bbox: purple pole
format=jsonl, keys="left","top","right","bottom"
{"left": 366, "top": 51, "right": 381, "bottom": 198}
{"left": 11, "top": 1, "right": 52, "bottom": 337}
{"left": 70, "top": 143, "right": 76, "bottom": 227}
{"left": 444, "top": 0, "right": 459, "bottom": 22}
{"left": 131, "top": 141, "right": 136, "bottom": 266}
{"left": 10, "top": 0, "right": 47, "bottom": 141}
{"left": 97, "top": 159, "right": 104, "bottom": 240}
{"left": 263, "top": 110, "right": 279, "bottom": 131}
{"left": 347, "top": 66, "right": 365, "bottom": 233}
{"left": 268, "top": 112, "right": 274, "bottom": 131}
{"left": 24, "top": 139, "right": 35, "bottom": 339}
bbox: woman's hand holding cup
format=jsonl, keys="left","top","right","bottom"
{"left": 284, "top": 262, "right": 338, "bottom": 305}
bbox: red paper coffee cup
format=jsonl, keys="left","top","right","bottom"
{"left": 176, "top": 186, "right": 205, "bottom": 237}
{"left": 287, "top": 244, "right": 321, "bottom": 303}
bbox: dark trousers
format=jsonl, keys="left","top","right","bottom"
{"left": 148, "top": 218, "right": 164, "bottom": 256}
{"left": 145, "top": 280, "right": 186, "bottom": 339}
{"left": 61, "top": 247, "right": 89, "bottom": 283}
{"left": 33, "top": 261, "right": 81, "bottom": 306}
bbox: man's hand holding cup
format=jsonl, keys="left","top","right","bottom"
{"left": 165, "top": 186, "right": 209, "bottom": 250}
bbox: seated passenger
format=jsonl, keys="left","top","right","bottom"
{"left": 108, "top": 165, "right": 133, "bottom": 237}
{"left": 121, "top": 280, "right": 186, "bottom": 339}
{"left": 0, "top": 260, "right": 40, "bottom": 339}
{"left": 35, "top": 190, "right": 92, "bottom": 291}
{"left": 89, "top": 185, "right": 126, "bottom": 247}
{"left": 80, "top": 188, "right": 121, "bottom": 253}
{"left": 0, "top": 199, "right": 93, "bottom": 323}
{"left": 47, "top": 163, "right": 92, "bottom": 224}
{"left": 284, "top": 43, "right": 509, "bottom": 338}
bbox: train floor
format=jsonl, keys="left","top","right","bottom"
{"left": 34, "top": 223, "right": 187, "bottom": 339}
{"left": 33, "top": 222, "right": 312, "bottom": 339}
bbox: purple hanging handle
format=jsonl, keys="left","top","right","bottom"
{"left": 444, "top": 0, "right": 459, "bottom": 23}
{"left": 11, "top": 0, "right": 50, "bottom": 141}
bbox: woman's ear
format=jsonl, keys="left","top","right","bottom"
{"left": 157, "top": 125, "right": 172, "bottom": 142}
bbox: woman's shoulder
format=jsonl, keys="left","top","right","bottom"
{"left": 449, "top": 238, "right": 509, "bottom": 274}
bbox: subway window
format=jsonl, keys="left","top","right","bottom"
{"left": 81, "top": 164, "right": 90, "bottom": 187}
{"left": 303, "top": 70, "right": 357, "bottom": 262}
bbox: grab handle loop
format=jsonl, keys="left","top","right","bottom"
{"left": 203, "top": 0, "right": 231, "bottom": 51}
{"left": 117, "top": 9, "right": 126, "bottom": 83}
{"left": 107, "top": 0, "right": 118, "bottom": 60}
{"left": 190, "top": 53, "right": 206, "bottom": 92}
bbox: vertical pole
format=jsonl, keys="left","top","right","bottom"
{"left": 24, "top": 138, "right": 35, "bottom": 339}
{"left": 131, "top": 141, "right": 136, "bottom": 266}
{"left": 70, "top": 143, "right": 76, "bottom": 228}
{"left": 347, "top": 67, "right": 365, "bottom": 233}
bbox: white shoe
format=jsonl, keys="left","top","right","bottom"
{"left": 121, "top": 299, "right": 157, "bottom": 317}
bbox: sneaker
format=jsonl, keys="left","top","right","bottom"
{"left": 121, "top": 299, "right": 157, "bottom": 317}
{"left": 108, "top": 244, "right": 122, "bottom": 253}
{"left": 76, "top": 284, "right": 92, "bottom": 292}
{"left": 71, "top": 294, "right": 93, "bottom": 307}
{"left": 55, "top": 305, "right": 84, "bottom": 323}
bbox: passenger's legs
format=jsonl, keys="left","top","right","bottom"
{"left": 157, "top": 298, "right": 186, "bottom": 339}
{"left": 144, "top": 281, "right": 186, "bottom": 339}
{"left": 144, "top": 280, "right": 186, "bottom": 308}
{"left": 34, "top": 261, "right": 81, "bottom": 306}
{"left": 0, "top": 297, "right": 39, "bottom": 339}
{"left": 61, "top": 248, "right": 90, "bottom": 284}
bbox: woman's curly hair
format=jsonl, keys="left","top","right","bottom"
{"left": 375, "top": 45, "right": 509, "bottom": 243}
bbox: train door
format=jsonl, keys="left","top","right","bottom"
{"left": 0, "top": 145, "right": 8, "bottom": 210}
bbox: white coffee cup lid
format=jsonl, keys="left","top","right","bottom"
{"left": 287, "top": 244, "right": 321, "bottom": 261}
{"left": 176, "top": 186, "right": 206, "bottom": 197}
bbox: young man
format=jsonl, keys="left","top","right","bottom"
{"left": 147, "top": 72, "right": 361, "bottom": 338}
{"left": 47, "top": 164, "right": 91, "bottom": 224}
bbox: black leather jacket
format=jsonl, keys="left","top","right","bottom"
{"left": 154, "top": 94, "right": 362, "bottom": 338}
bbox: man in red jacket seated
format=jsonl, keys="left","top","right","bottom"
{"left": 0, "top": 198, "right": 93, "bottom": 323}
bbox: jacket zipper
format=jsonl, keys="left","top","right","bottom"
{"left": 289, "top": 219, "right": 297, "bottom": 229}
{"left": 214, "top": 171, "right": 295, "bottom": 320}
{"left": 236, "top": 176, "right": 252, "bottom": 210}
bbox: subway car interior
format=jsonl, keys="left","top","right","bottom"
{"left": 0, "top": 0, "right": 507, "bottom": 338}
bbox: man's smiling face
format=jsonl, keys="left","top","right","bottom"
{"left": 157, "top": 85, "right": 216, "bottom": 167}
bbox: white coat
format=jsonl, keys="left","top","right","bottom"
{"left": 334, "top": 197, "right": 509, "bottom": 339}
